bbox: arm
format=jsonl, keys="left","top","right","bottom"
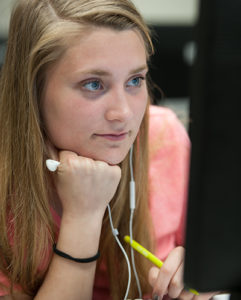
{"left": 35, "top": 151, "right": 121, "bottom": 300}
{"left": 2, "top": 150, "right": 120, "bottom": 300}
{"left": 35, "top": 210, "right": 102, "bottom": 300}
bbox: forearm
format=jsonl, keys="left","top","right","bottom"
{"left": 33, "top": 152, "right": 121, "bottom": 299}
{"left": 35, "top": 215, "right": 103, "bottom": 300}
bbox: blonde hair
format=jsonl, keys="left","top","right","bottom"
{"left": 0, "top": 0, "right": 154, "bottom": 298}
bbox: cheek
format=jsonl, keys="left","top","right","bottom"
{"left": 42, "top": 95, "right": 101, "bottom": 151}
{"left": 41, "top": 95, "right": 75, "bottom": 144}
{"left": 133, "top": 92, "right": 148, "bottom": 125}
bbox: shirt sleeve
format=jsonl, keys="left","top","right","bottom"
{"left": 148, "top": 105, "right": 190, "bottom": 260}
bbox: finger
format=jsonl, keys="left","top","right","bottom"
{"left": 194, "top": 291, "right": 217, "bottom": 300}
{"left": 148, "top": 266, "right": 160, "bottom": 287}
{"left": 178, "top": 289, "right": 195, "bottom": 300}
{"left": 179, "top": 290, "right": 217, "bottom": 300}
{"left": 57, "top": 150, "right": 79, "bottom": 171}
{"left": 152, "top": 246, "right": 184, "bottom": 298}
{"left": 46, "top": 151, "right": 79, "bottom": 175}
{"left": 109, "top": 164, "right": 122, "bottom": 181}
{"left": 168, "top": 261, "right": 184, "bottom": 298}
{"left": 58, "top": 150, "right": 78, "bottom": 162}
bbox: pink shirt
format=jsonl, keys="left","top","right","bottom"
{"left": 0, "top": 105, "right": 190, "bottom": 297}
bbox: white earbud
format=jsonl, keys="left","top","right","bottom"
{"left": 46, "top": 159, "right": 60, "bottom": 172}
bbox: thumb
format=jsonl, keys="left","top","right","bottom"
{"left": 148, "top": 266, "right": 160, "bottom": 287}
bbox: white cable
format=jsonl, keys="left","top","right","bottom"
{"left": 107, "top": 204, "right": 131, "bottom": 300}
{"left": 129, "top": 146, "right": 142, "bottom": 298}
{"left": 129, "top": 145, "right": 134, "bottom": 181}
{"left": 129, "top": 209, "right": 142, "bottom": 298}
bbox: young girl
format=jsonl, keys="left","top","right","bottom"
{"left": 0, "top": 0, "right": 216, "bottom": 299}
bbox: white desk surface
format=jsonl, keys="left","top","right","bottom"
{"left": 213, "top": 295, "right": 230, "bottom": 300}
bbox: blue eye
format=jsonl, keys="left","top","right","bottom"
{"left": 127, "top": 76, "right": 144, "bottom": 87}
{"left": 83, "top": 80, "right": 102, "bottom": 91}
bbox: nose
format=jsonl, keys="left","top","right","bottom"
{"left": 104, "top": 88, "right": 133, "bottom": 122}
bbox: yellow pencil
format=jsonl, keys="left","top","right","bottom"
{"left": 124, "top": 235, "right": 199, "bottom": 296}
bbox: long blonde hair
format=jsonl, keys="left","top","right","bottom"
{"left": 0, "top": 0, "right": 155, "bottom": 298}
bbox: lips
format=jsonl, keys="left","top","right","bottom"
{"left": 94, "top": 132, "right": 128, "bottom": 141}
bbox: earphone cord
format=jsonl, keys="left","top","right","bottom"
{"left": 107, "top": 204, "right": 131, "bottom": 300}
{"left": 107, "top": 145, "right": 142, "bottom": 300}
{"left": 129, "top": 146, "right": 142, "bottom": 298}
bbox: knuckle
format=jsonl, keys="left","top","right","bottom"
{"left": 148, "top": 267, "right": 159, "bottom": 287}
{"left": 111, "top": 166, "right": 121, "bottom": 178}
{"left": 95, "top": 160, "right": 106, "bottom": 168}
{"left": 153, "top": 287, "right": 164, "bottom": 298}
{"left": 161, "top": 265, "right": 172, "bottom": 276}
{"left": 64, "top": 156, "right": 79, "bottom": 169}
{"left": 172, "top": 278, "right": 182, "bottom": 290}
{"left": 169, "top": 279, "right": 183, "bottom": 298}
{"left": 115, "top": 166, "right": 122, "bottom": 177}
{"left": 175, "top": 246, "right": 185, "bottom": 255}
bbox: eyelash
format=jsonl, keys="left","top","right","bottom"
{"left": 127, "top": 76, "right": 145, "bottom": 88}
{"left": 82, "top": 80, "right": 103, "bottom": 92}
{"left": 81, "top": 76, "right": 146, "bottom": 92}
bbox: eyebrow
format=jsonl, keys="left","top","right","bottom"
{"left": 78, "top": 65, "right": 148, "bottom": 77}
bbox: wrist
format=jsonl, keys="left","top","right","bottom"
{"left": 61, "top": 210, "right": 105, "bottom": 229}
{"left": 61, "top": 204, "right": 107, "bottom": 223}
{"left": 57, "top": 213, "right": 103, "bottom": 258}
{"left": 53, "top": 243, "right": 100, "bottom": 263}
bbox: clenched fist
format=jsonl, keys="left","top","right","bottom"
{"left": 51, "top": 150, "right": 121, "bottom": 221}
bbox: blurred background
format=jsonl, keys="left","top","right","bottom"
{"left": 133, "top": 0, "right": 199, "bottom": 129}
{"left": 0, "top": 0, "right": 199, "bottom": 128}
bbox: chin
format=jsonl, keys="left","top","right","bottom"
{"left": 100, "top": 154, "right": 127, "bottom": 166}
{"left": 92, "top": 150, "right": 129, "bottom": 166}
{"left": 76, "top": 145, "right": 131, "bottom": 165}
{"left": 106, "top": 158, "right": 125, "bottom": 166}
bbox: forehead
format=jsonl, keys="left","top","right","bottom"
{"left": 67, "top": 26, "right": 146, "bottom": 52}
{"left": 53, "top": 28, "right": 147, "bottom": 76}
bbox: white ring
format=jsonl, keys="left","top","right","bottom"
{"left": 46, "top": 159, "right": 60, "bottom": 172}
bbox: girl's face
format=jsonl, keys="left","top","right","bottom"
{"left": 42, "top": 28, "right": 148, "bottom": 165}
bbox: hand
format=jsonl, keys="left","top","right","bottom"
{"left": 148, "top": 246, "right": 217, "bottom": 300}
{"left": 47, "top": 148, "right": 121, "bottom": 221}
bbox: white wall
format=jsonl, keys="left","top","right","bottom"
{"left": 0, "top": 0, "right": 16, "bottom": 37}
{"left": 0, "top": 0, "right": 199, "bottom": 37}
{"left": 133, "top": 0, "right": 199, "bottom": 25}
